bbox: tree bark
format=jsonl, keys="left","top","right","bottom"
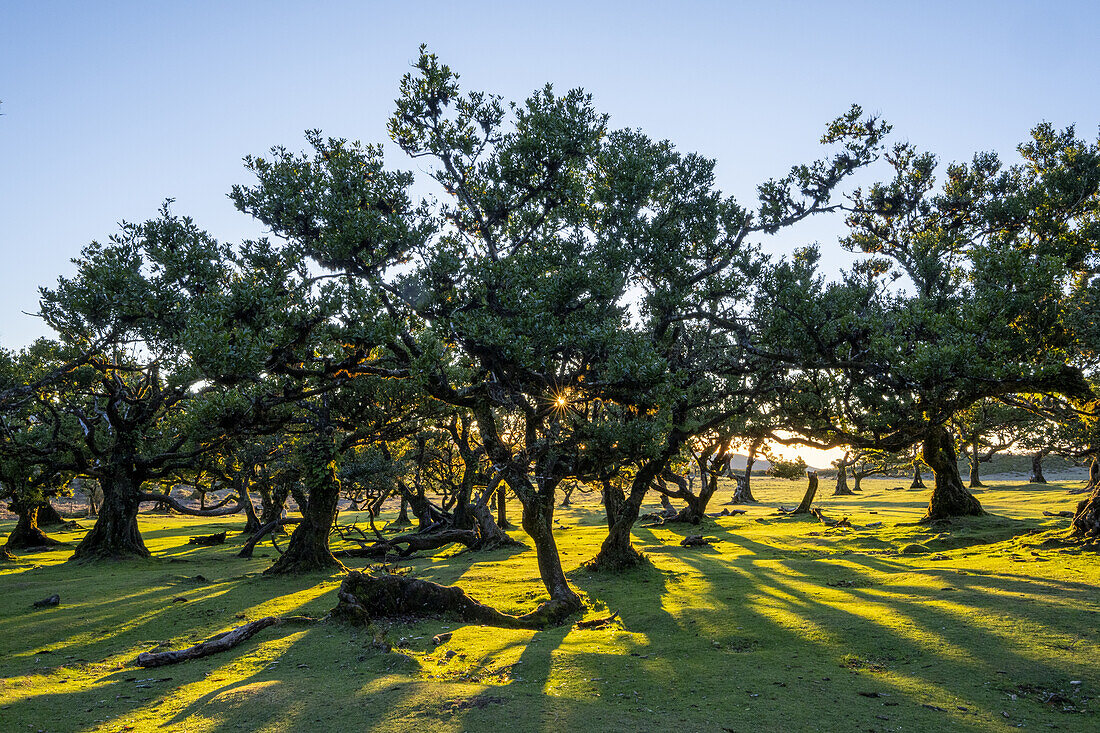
{"left": 520, "top": 490, "right": 582, "bottom": 615}
{"left": 910, "top": 465, "right": 926, "bottom": 488}
{"left": 1085, "top": 456, "right": 1099, "bottom": 492}
{"left": 587, "top": 460, "right": 664, "bottom": 571}
{"left": 791, "top": 472, "right": 818, "bottom": 514}
{"left": 1029, "top": 450, "right": 1049, "bottom": 484}
{"left": 922, "top": 425, "right": 984, "bottom": 521}
{"left": 968, "top": 444, "right": 985, "bottom": 488}
{"left": 71, "top": 468, "right": 150, "bottom": 561}
{"left": 470, "top": 501, "right": 519, "bottom": 550}
{"left": 35, "top": 500, "right": 65, "bottom": 526}
{"left": 135, "top": 616, "right": 317, "bottom": 667}
{"left": 238, "top": 483, "right": 261, "bottom": 535}
{"left": 258, "top": 484, "right": 289, "bottom": 527}
{"left": 1071, "top": 479, "right": 1100, "bottom": 538}
{"left": 265, "top": 434, "right": 345, "bottom": 574}
{"left": 496, "top": 481, "right": 514, "bottom": 529}
{"left": 390, "top": 494, "right": 412, "bottom": 527}
{"left": 833, "top": 466, "right": 854, "bottom": 496}
{"left": 4, "top": 501, "right": 63, "bottom": 550}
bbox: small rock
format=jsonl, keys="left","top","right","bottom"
{"left": 32, "top": 594, "right": 60, "bottom": 608}
{"left": 444, "top": 649, "right": 457, "bottom": 660}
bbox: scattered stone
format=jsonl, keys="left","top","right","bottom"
{"left": 32, "top": 594, "right": 60, "bottom": 608}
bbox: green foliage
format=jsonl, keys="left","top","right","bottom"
{"left": 767, "top": 456, "right": 807, "bottom": 480}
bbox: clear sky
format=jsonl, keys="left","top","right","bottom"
{"left": 2, "top": 1, "right": 1098, "bottom": 463}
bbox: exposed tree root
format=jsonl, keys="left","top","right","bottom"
{"left": 134, "top": 616, "right": 318, "bottom": 667}
{"left": 331, "top": 569, "right": 577, "bottom": 629}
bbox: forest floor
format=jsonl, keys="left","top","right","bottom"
{"left": 1, "top": 476, "right": 1097, "bottom": 732}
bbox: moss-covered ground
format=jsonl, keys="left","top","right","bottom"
{"left": 1, "top": 476, "right": 1097, "bottom": 732}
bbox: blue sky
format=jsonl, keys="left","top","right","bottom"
{"left": 2, "top": 0, "right": 1098, "bottom": 354}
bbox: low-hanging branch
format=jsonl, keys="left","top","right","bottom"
{"left": 139, "top": 492, "right": 244, "bottom": 517}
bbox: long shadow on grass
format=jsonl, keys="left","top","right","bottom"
{"left": 634, "top": 521, "right": 1097, "bottom": 730}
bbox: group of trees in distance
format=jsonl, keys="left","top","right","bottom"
{"left": 2, "top": 48, "right": 1098, "bottom": 624}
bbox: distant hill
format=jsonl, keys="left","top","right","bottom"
{"left": 727, "top": 453, "right": 770, "bottom": 471}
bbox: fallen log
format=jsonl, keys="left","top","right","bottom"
{"left": 680, "top": 535, "right": 716, "bottom": 548}
{"left": 187, "top": 531, "right": 227, "bottom": 546}
{"left": 810, "top": 508, "right": 852, "bottom": 528}
{"left": 574, "top": 612, "right": 619, "bottom": 630}
{"left": 1043, "top": 510, "right": 1076, "bottom": 518}
{"left": 134, "top": 615, "right": 318, "bottom": 667}
{"left": 336, "top": 529, "right": 480, "bottom": 559}
{"left": 330, "top": 570, "right": 576, "bottom": 629}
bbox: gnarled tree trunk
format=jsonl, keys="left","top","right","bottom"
{"left": 791, "top": 472, "right": 818, "bottom": 514}
{"left": 4, "top": 500, "right": 62, "bottom": 550}
{"left": 588, "top": 461, "right": 665, "bottom": 571}
{"left": 968, "top": 444, "right": 985, "bottom": 488}
{"left": 35, "top": 500, "right": 65, "bottom": 526}
{"left": 258, "top": 484, "right": 290, "bottom": 527}
{"left": 520, "top": 488, "right": 582, "bottom": 616}
{"left": 833, "top": 466, "right": 854, "bottom": 496}
{"left": 910, "top": 464, "right": 926, "bottom": 488}
{"left": 1029, "top": 450, "right": 1049, "bottom": 484}
{"left": 238, "top": 483, "right": 261, "bottom": 535}
{"left": 72, "top": 466, "right": 149, "bottom": 561}
{"left": 265, "top": 434, "right": 344, "bottom": 574}
{"left": 495, "top": 481, "right": 514, "bottom": 530}
{"left": 391, "top": 494, "right": 412, "bottom": 526}
{"left": 1071, "top": 479, "right": 1100, "bottom": 537}
{"left": 922, "top": 425, "right": 984, "bottom": 521}
{"left": 1085, "top": 456, "right": 1099, "bottom": 492}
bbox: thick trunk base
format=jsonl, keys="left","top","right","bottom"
{"left": 264, "top": 524, "right": 345, "bottom": 574}
{"left": 1029, "top": 452, "right": 1048, "bottom": 484}
{"left": 5, "top": 505, "right": 63, "bottom": 550}
{"left": 71, "top": 480, "right": 150, "bottom": 561}
{"left": 790, "top": 473, "right": 819, "bottom": 514}
{"left": 332, "top": 570, "right": 576, "bottom": 629}
{"left": 833, "top": 470, "right": 855, "bottom": 497}
{"left": 1071, "top": 487, "right": 1100, "bottom": 538}
{"left": 584, "top": 540, "right": 647, "bottom": 572}
{"left": 36, "top": 501, "right": 65, "bottom": 526}
{"left": 922, "top": 427, "right": 984, "bottom": 522}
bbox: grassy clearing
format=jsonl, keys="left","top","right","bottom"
{"left": 1, "top": 477, "right": 1097, "bottom": 732}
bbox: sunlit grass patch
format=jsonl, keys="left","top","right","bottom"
{"left": 1, "top": 477, "right": 1098, "bottom": 731}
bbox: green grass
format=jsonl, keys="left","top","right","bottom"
{"left": 1, "top": 476, "right": 1097, "bottom": 732}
